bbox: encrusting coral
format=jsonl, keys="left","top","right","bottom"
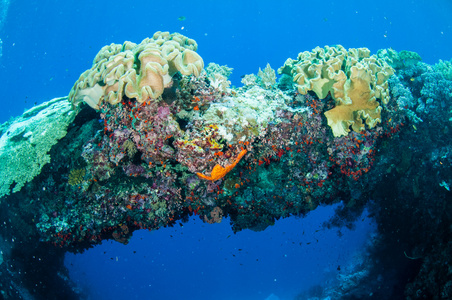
{"left": 0, "top": 97, "right": 76, "bottom": 199}
{"left": 69, "top": 31, "right": 204, "bottom": 110}
{"left": 278, "top": 45, "right": 394, "bottom": 137}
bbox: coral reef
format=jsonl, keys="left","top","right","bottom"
{"left": 0, "top": 36, "right": 407, "bottom": 250}
{"left": 204, "top": 206, "right": 223, "bottom": 224}
{"left": 257, "top": 63, "right": 277, "bottom": 89}
{"left": 241, "top": 64, "right": 277, "bottom": 90}
{"left": 279, "top": 45, "right": 394, "bottom": 136}
{"left": 1, "top": 34, "right": 451, "bottom": 299}
{"left": 0, "top": 97, "right": 76, "bottom": 198}
{"left": 377, "top": 48, "right": 422, "bottom": 69}
{"left": 69, "top": 31, "right": 204, "bottom": 109}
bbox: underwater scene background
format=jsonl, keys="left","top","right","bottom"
{"left": 0, "top": 0, "right": 451, "bottom": 299}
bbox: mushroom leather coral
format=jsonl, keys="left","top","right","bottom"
{"left": 69, "top": 31, "right": 204, "bottom": 110}
{"left": 325, "top": 65, "right": 383, "bottom": 137}
{"left": 197, "top": 149, "right": 247, "bottom": 181}
{"left": 278, "top": 45, "right": 394, "bottom": 137}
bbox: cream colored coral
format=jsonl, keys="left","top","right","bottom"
{"left": 200, "top": 86, "right": 307, "bottom": 143}
{"left": 257, "top": 63, "right": 276, "bottom": 89}
{"left": 279, "top": 45, "right": 394, "bottom": 137}
{"left": 325, "top": 65, "right": 383, "bottom": 136}
{"left": 209, "top": 73, "right": 230, "bottom": 92}
{"left": 69, "top": 31, "right": 204, "bottom": 110}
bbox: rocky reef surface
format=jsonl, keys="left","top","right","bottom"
{"left": 0, "top": 32, "right": 451, "bottom": 299}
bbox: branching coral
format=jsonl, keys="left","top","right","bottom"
{"left": 257, "top": 63, "right": 277, "bottom": 89}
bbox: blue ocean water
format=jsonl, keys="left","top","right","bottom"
{"left": 0, "top": 0, "right": 451, "bottom": 299}
{"left": 1, "top": 0, "right": 451, "bottom": 124}
{"left": 65, "top": 205, "right": 375, "bottom": 300}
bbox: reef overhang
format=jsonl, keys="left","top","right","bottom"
{"left": 1, "top": 32, "right": 452, "bottom": 299}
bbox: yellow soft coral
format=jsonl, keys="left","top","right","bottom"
{"left": 279, "top": 45, "right": 394, "bottom": 137}
{"left": 69, "top": 31, "right": 204, "bottom": 110}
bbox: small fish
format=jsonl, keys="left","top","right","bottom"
{"left": 178, "top": 16, "right": 186, "bottom": 21}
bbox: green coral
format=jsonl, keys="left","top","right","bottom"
{"left": 205, "top": 62, "right": 233, "bottom": 79}
{"left": 149, "top": 199, "right": 168, "bottom": 219}
{"left": 122, "top": 139, "right": 137, "bottom": 158}
{"left": 68, "top": 168, "right": 86, "bottom": 186}
{"left": 0, "top": 97, "right": 76, "bottom": 199}
{"left": 435, "top": 59, "right": 452, "bottom": 81}
{"left": 377, "top": 48, "right": 422, "bottom": 69}
{"left": 399, "top": 50, "right": 422, "bottom": 64}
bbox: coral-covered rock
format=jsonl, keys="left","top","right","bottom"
{"left": 6, "top": 36, "right": 452, "bottom": 300}
{"left": 279, "top": 45, "right": 394, "bottom": 137}
{"left": 0, "top": 97, "right": 76, "bottom": 198}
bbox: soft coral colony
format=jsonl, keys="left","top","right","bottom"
{"left": 0, "top": 31, "right": 418, "bottom": 247}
